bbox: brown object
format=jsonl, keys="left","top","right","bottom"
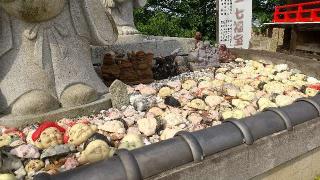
{"left": 195, "top": 32, "right": 203, "bottom": 48}
{"left": 118, "top": 59, "right": 133, "bottom": 68}
{"left": 144, "top": 53, "right": 154, "bottom": 65}
{"left": 135, "top": 51, "right": 145, "bottom": 60}
{"left": 218, "top": 44, "right": 236, "bottom": 63}
{"left": 224, "top": 95, "right": 235, "bottom": 101}
{"left": 101, "top": 51, "right": 154, "bottom": 85}
{"left": 103, "top": 52, "right": 116, "bottom": 65}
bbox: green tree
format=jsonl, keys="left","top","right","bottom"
{"left": 134, "top": 0, "right": 284, "bottom": 41}
{"left": 134, "top": 0, "right": 216, "bottom": 41}
{"left": 252, "top": 0, "right": 284, "bottom": 33}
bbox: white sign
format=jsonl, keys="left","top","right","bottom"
{"left": 218, "top": 0, "right": 252, "bottom": 49}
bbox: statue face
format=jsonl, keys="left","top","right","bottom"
{"left": 0, "top": 134, "right": 11, "bottom": 148}
{"left": 67, "top": 124, "right": 97, "bottom": 146}
{"left": 25, "top": 160, "right": 44, "bottom": 173}
{"left": 0, "top": 0, "right": 66, "bottom": 22}
{"left": 34, "top": 127, "right": 63, "bottom": 149}
{"left": 78, "top": 140, "right": 110, "bottom": 164}
{"left": 118, "top": 134, "right": 144, "bottom": 150}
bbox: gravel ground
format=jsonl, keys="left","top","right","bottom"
{"left": 0, "top": 58, "right": 319, "bottom": 179}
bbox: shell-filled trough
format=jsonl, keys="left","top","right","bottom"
{"left": 1, "top": 49, "right": 320, "bottom": 180}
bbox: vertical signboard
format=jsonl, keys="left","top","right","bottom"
{"left": 218, "top": 0, "right": 252, "bottom": 49}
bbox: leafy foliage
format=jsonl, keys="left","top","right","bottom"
{"left": 252, "top": 0, "right": 284, "bottom": 33}
{"left": 134, "top": 0, "right": 216, "bottom": 41}
{"left": 134, "top": 0, "right": 284, "bottom": 40}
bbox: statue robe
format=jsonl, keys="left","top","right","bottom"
{"left": 102, "top": 0, "right": 146, "bottom": 27}
{"left": 0, "top": 0, "right": 118, "bottom": 113}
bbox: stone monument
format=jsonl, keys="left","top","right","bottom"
{"left": 0, "top": 0, "right": 118, "bottom": 120}
{"left": 102, "top": 0, "right": 146, "bottom": 35}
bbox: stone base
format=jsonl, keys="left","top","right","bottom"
{"left": 0, "top": 94, "right": 112, "bottom": 128}
{"left": 189, "top": 62, "right": 219, "bottom": 72}
{"left": 91, "top": 35, "right": 195, "bottom": 64}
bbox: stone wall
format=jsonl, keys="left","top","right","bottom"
{"left": 250, "top": 28, "right": 284, "bottom": 52}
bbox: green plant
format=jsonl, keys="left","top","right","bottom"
{"left": 252, "top": 0, "right": 284, "bottom": 33}
{"left": 134, "top": 0, "right": 215, "bottom": 42}
{"left": 134, "top": 0, "right": 285, "bottom": 41}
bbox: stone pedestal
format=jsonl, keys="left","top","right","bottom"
{"left": 0, "top": 95, "right": 112, "bottom": 128}
{"left": 91, "top": 35, "right": 195, "bottom": 64}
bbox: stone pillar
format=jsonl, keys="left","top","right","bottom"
{"left": 270, "top": 28, "right": 285, "bottom": 52}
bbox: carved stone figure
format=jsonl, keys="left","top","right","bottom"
{"left": 0, "top": 0, "right": 118, "bottom": 116}
{"left": 102, "top": 0, "right": 146, "bottom": 35}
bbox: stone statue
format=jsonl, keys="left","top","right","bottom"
{"left": 102, "top": 0, "right": 146, "bottom": 35}
{"left": 0, "top": 0, "right": 118, "bottom": 116}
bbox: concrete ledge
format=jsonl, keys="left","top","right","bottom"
{"left": 0, "top": 94, "right": 112, "bottom": 128}
{"left": 91, "top": 35, "right": 195, "bottom": 64}
{"left": 149, "top": 117, "right": 320, "bottom": 180}
{"left": 253, "top": 145, "right": 320, "bottom": 180}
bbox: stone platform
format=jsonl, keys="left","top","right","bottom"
{"left": 0, "top": 94, "right": 112, "bottom": 128}
{"left": 91, "top": 35, "right": 195, "bottom": 64}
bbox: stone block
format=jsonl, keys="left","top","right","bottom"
{"left": 91, "top": 35, "right": 195, "bottom": 64}
{"left": 109, "top": 80, "right": 130, "bottom": 109}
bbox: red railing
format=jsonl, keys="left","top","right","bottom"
{"left": 273, "top": 1, "right": 320, "bottom": 22}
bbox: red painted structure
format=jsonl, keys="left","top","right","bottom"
{"left": 273, "top": 1, "right": 320, "bottom": 22}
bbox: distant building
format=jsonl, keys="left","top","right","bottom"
{"left": 263, "top": 0, "right": 320, "bottom": 54}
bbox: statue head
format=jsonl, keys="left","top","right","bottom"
{"left": 78, "top": 140, "right": 111, "bottom": 164}
{"left": 65, "top": 123, "right": 97, "bottom": 146}
{"left": 31, "top": 121, "right": 65, "bottom": 149}
{"left": 0, "top": 0, "right": 66, "bottom": 22}
{"left": 195, "top": 32, "right": 203, "bottom": 41}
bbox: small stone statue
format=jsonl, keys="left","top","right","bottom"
{"left": 218, "top": 44, "right": 236, "bottom": 63}
{"left": 194, "top": 32, "right": 203, "bottom": 49}
{"left": 31, "top": 121, "right": 66, "bottom": 149}
{"left": 188, "top": 40, "right": 220, "bottom": 71}
{"left": 102, "top": 0, "right": 146, "bottom": 35}
{"left": 65, "top": 123, "right": 97, "bottom": 146}
{"left": 78, "top": 139, "right": 112, "bottom": 164}
{"left": 0, "top": 0, "right": 118, "bottom": 116}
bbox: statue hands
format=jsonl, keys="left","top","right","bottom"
{"left": 102, "top": 0, "right": 132, "bottom": 7}
{"left": 114, "top": 0, "right": 131, "bottom": 3}
{"left": 101, "top": 0, "right": 115, "bottom": 7}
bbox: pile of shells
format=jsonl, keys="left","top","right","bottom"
{"left": 1, "top": 58, "right": 320, "bottom": 179}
